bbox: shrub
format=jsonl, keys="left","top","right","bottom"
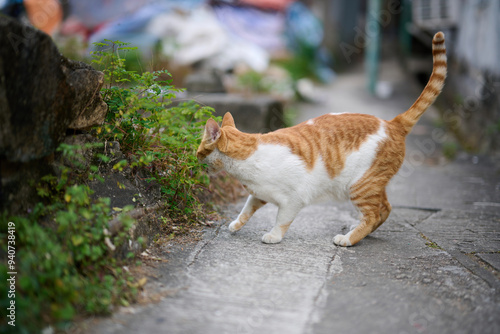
{"left": 0, "top": 40, "right": 218, "bottom": 333}
{"left": 0, "top": 155, "right": 136, "bottom": 333}
{"left": 91, "top": 40, "right": 218, "bottom": 220}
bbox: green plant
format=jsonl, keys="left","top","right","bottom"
{"left": 442, "top": 141, "right": 459, "bottom": 160}
{"left": 238, "top": 70, "right": 271, "bottom": 93}
{"left": 91, "top": 40, "right": 218, "bottom": 220}
{"left": 0, "top": 40, "right": 220, "bottom": 333}
{"left": 420, "top": 233, "right": 443, "bottom": 250}
{"left": 0, "top": 145, "right": 137, "bottom": 334}
{"left": 275, "top": 42, "right": 318, "bottom": 82}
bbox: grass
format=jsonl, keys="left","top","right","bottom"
{"left": 420, "top": 233, "right": 443, "bottom": 250}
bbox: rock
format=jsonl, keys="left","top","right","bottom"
{"left": 0, "top": 16, "right": 108, "bottom": 214}
{"left": 0, "top": 158, "right": 55, "bottom": 215}
{"left": 65, "top": 59, "right": 108, "bottom": 130}
{"left": 184, "top": 70, "right": 226, "bottom": 93}
{"left": 59, "top": 134, "right": 97, "bottom": 171}
{"left": 0, "top": 16, "right": 107, "bottom": 163}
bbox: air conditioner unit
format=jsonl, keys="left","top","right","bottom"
{"left": 412, "top": 0, "right": 460, "bottom": 29}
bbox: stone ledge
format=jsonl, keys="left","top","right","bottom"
{"left": 184, "top": 93, "right": 285, "bottom": 133}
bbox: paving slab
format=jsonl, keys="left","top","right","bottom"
{"left": 308, "top": 207, "right": 500, "bottom": 334}
{"left": 477, "top": 253, "right": 500, "bottom": 272}
{"left": 417, "top": 210, "right": 500, "bottom": 254}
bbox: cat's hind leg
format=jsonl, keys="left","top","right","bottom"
{"left": 262, "top": 205, "right": 301, "bottom": 244}
{"left": 372, "top": 189, "right": 392, "bottom": 233}
{"left": 229, "top": 195, "right": 266, "bottom": 232}
{"left": 334, "top": 190, "right": 385, "bottom": 247}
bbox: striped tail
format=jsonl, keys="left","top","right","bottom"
{"left": 392, "top": 32, "right": 447, "bottom": 134}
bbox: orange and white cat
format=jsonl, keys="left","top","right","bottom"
{"left": 197, "top": 32, "right": 446, "bottom": 246}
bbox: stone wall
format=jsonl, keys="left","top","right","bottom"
{"left": 0, "top": 16, "right": 107, "bottom": 214}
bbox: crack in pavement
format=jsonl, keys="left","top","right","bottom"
{"left": 305, "top": 247, "right": 345, "bottom": 332}
{"left": 187, "top": 219, "right": 225, "bottom": 267}
{"left": 413, "top": 209, "right": 500, "bottom": 297}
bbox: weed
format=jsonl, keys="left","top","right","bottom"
{"left": 91, "top": 40, "right": 218, "bottom": 221}
{"left": 420, "top": 233, "right": 443, "bottom": 250}
{"left": 0, "top": 144, "right": 137, "bottom": 334}
{"left": 442, "top": 141, "right": 458, "bottom": 160}
{"left": 275, "top": 43, "right": 318, "bottom": 82}
{"left": 0, "top": 40, "right": 219, "bottom": 332}
{"left": 238, "top": 70, "right": 272, "bottom": 93}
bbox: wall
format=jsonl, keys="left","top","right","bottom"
{"left": 442, "top": 0, "right": 500, "bottom": 153}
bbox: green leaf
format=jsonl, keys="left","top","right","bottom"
{"left": 118, "top": 46, "right": 138, "bottom": 51}
{"left": 71, "top": 235, "right": 84, "bottom": 246}
{"left": 54, "top": 303, "right": 75, "bottom": 320}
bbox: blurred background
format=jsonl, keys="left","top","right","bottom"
{"left": 2, "top": 0, "right": 500, "bottom": 155}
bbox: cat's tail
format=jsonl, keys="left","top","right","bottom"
{"left": 392, "top": 32, "right": 447, "bottom": 134}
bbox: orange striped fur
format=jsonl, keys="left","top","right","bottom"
{"left": 197, "top": 32, "right": 447, "bottom": 246}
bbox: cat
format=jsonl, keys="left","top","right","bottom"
{"left": 197, "top": 32, "right": 446, "bottom": 246}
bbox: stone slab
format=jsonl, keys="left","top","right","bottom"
{"left": 416, "top": 210, "right": 500, "bottom": 254}
{"left": 186, "top": 93, "right": 285, "bottom": 133}
{"left": 477, "top": 253, "right": 500, "bottom": 272}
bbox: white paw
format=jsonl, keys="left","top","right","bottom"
{"left": 228, "top": 220, "right": 242, "bottom": 233}
{"left": 262, "top": 232, "right": 282, "bottom": 244}
{"left": 333, "top": 234, "right": 352, "bottom": 247}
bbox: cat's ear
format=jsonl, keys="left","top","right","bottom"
{"left": 204, "top": 118, "right": 221, "bottom": 144}
{"left": 221, "top": 112, "right": 236, "bottom": 128}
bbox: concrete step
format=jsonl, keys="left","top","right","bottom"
{"left": 185, "top": 93, "right": 285, "bottom": 133}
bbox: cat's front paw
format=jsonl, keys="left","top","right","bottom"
{"left": 262, "top": 232, "right": 282, "bottom": 244}
{"left": 333, "top": 234, "right": 352, "bottom": 247}
{"left": 228, "top": 220, "right": 242, "bottom": 233}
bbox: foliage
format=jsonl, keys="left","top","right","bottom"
{"left": 275, "top": 43, "right": 318, "bottom": 82}
{"left": 442, "top": 141, "right": 459, "bottom": 160}
{"left": 90, "top": 40, "right": 218, "bottom": 219}
{"left": 0, "top": 40, "right": 219, "bottom": 333}
{"left": 237, "top": 70, "right": 272, "bottom": 93}
{"left": 0, "top": 145, "right": 137, "bottom": 334}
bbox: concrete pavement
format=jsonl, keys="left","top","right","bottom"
{"left": 89, "top": 63, "right": 500, "bottom": 334}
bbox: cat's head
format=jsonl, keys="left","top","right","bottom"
{"left": 196, "top": 112, "right": 236, "bottom": 172}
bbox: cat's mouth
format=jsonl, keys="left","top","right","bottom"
{"left": 202, "top": 158, "right": 224, "bottom": 175}
{"left": 205, "top": 165, "right": 223, "bottom": 175}
{"left": 199, "top": 160, "right": 221, "bottom": 175}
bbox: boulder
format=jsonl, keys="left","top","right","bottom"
{"left": 0, "top": 16, "right": 107, "bottom": 163}
{"left": 65, "top": 59, "right": 108, "bottom": 130}
{"left": 0, "top": 16, "right": 108, "bottom": 214}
